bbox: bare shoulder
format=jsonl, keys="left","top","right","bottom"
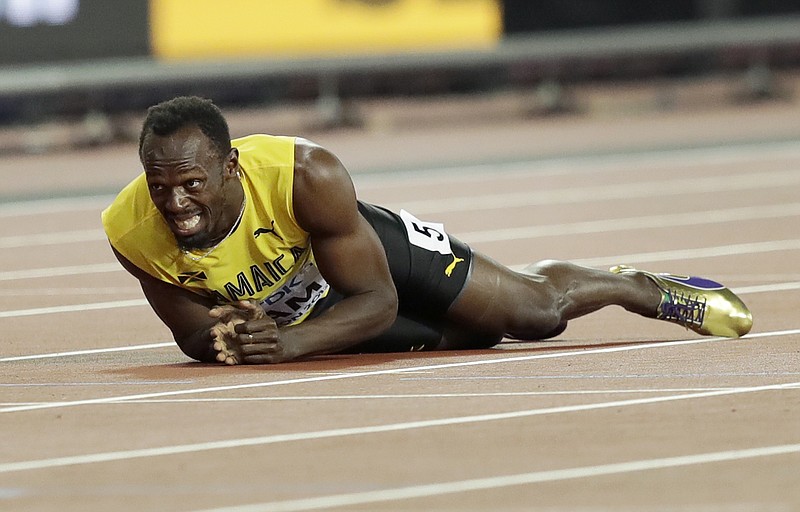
{"left": 292, "top": 137, "right": 358, "bottom": 234}
{"left": 293, "top": 137, "right": 350, "bottom": 184}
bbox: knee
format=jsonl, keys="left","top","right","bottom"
{"left": 505, "top": 283, "right": 565, "bottom": 340}
{"left": 507, "top": 305, "right": 564, "bottom": 340}
{"left": 525, "top": 259, "right": 572, "bottom": 280}
{"left": 505, "top": 266, "right": 572, "bottom": 339}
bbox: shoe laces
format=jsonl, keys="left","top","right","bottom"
{"left": 660, "top": 289, "right": 707, "bottom": 329}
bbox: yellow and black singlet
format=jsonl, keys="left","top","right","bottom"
{"left": 101, "top": 134, "right": 329, "bottom": 326}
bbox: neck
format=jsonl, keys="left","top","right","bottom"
{"left": 213, "top": 183, "right": 246, "bottom": 244}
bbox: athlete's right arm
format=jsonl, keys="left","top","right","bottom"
{"left": 110, "top": 246, "right": 220, "bottom": 362}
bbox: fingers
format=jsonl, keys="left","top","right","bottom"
{"left": 236, "top": 300, "right": 267, "bottom": 319}
{"left": 238, "top": 337, "right": 280, "bottom": 354}
{"left": 210, "top": 300, "right": 265, "bottom": 322}
{"left": 212, "top": 338, "right": 241, "bottom": 365}
{"left": 208, "top": 304, "right": 239, "bottom": 320}
{"left": 210, "top": 319, "right": 247, "bottom": 366}
{"left": 208, "top": 306, "right": 287, "bottom": 364}
{"left": 234, "top": 317, "right": 278, "bottom": 335}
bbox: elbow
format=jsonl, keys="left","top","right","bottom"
{"left": 374, "top": 286, "right": 399, "bottom": 333}
{"left": 174, "top": 333, "right": 216, "bottom": 363}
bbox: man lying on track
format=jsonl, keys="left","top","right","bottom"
{"left": 101, "top": 96, "right": 753, "bottom": 365}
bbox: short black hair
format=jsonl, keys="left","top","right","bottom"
{"left": 139, "top": 96, "right": 231, "bottom": 159}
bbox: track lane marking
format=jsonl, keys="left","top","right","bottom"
{"left": 0, "top": 195, "right": 114, "bottom": 218}
{"left": 3, "top": 202, "right": 800, "bottom": 249}
{"left": 194, "top": 442, "right": 800, "bottom": 512}
{"left": 0, "top": 342, "right": 173, "bottom": 362}
{"left": 50, "top": 386, "right": 800, "bottom": 403}
{"left": 3, "top": 237, "right": 800, "bottom": 284}
{"left": 353, "top": 140, "right": 800, "bottom": 188}
{"left": 3, "top": 141, "right": 799, "bottom": 216}
{"left": 509, "top": 239, "right": 800, "bottom": 270}
{"left": 0, "top": 380, "right": 797, "bottom": 474}
{"left": 0, "top": 277, "right": 796, "bottom": 321}
{"left": 1, "top": 329, "right": 798, "bottom": 414}
{"left": 0, "top": 286, "right": 140, "bottom": 297}
{"left": 0, "top": 299, "right": 147, "bottom": 319}
{"left": 461, "top": 202, "right": 800, "bottom": 243}
{"left": 386, "top": 168, "right": 800, "bottom": 215}
{"left": 13, "top": 387, "right": 799, "bottom": 407}
{"left": 0, "top": 229, "right": 105, "bottom": 249}
{"left": 0, "top": 263, "right": 120, "bottom": 281}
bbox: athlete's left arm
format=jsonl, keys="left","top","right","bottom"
{"left": 231, "top": 138, "right": 398, "bottom": 363}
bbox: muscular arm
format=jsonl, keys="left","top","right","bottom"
{"left": 110, "top": 246, "right": 220, "bottom": 362}
{"left": 264, "top": 139, "right": 398, "bottom": 358}
{"left": 111, "top": 139, "right": 398, "bottom": 364}
{"left": 230, "top": 139, "right": 398, "bottom": 362}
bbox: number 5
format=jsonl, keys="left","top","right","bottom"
{"left": 412, "top": 222, "right": 444, "bottom": 241}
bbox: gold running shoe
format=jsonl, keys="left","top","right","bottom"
{"left": 610, "top": 265, "right": 753, "bottom": 338}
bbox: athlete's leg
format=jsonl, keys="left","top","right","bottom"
{"left": 438, "top": 253, "right": 662, "bottom": 348}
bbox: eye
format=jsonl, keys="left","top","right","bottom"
{"left": 185, "top": 179, "right": 203, "bottom": 190}
{"left": 148, "top": 183, "right": 165, "bottom": 193}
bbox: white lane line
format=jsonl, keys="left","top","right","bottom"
{"left": 1, "top": 329, "right": 798, "bottom": 414}
{"left": 14, "top": 387, "right": 796, "bottom": 407}
{"left": 1, "top": 380, "right": 797, "bottom": 475}
{"left": 5, "top": 234, "right": 800, "bottom": 285}
{"left": 461, "top": 202, "right": 800, "bottom": 244}
{"left": 0, "top": 342, "right": 174, "bottom": 362}
{"left": 0, "top": 143, "right": 793, "bottom": 218}
{"left": 1, "top": 276, "right": 796, "bottom": 321}
{"left": 0, "top": 381, "right": 193, "bottom": 387}
{"left": 2, "top": 141, "right": 797, "bottom": 220}
{"left": 74, "top": 387, "right": 800, "bottom": 403}
{"left": 0, "top": 141, "right": 791, "bottom": 216}
{"left": 0, "top": 299, "right": 148, "bottom": 319}
{"left": 354, "top": 140, "right": 800, "bottom": 189}
{"left": 195, "top": 442, "right": 800, "bottom": 512}
{"left": 0, "top": 263, "right": 120, "bottom": 281}
{"left": 5, "top": 175, "right": 800, "bottom": 249}
{"left": 508, "top": 239, "right": 800, "bottom": 270}
{"left": 0, "top": 195, "right": 114, "bottom": 218}
{"left": 0, "top": 287, "right": 140, "bottom": 297}
{"left": 385, "top": 168, "right": 800, "bottom": 215}
{"left": 6, "top": 200, "right": 796, "bottom": 250}
{"left": 402, "top": 372, "right": 800, "bottom": 381}
{"left": 0, "top": 229, "right": 105, "bottom": 249}
{"left": 731, "top": 282, "right": 800, "bottom": 294}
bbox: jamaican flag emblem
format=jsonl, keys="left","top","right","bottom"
{"left": 178, "top": 271, "right": 208, "bottom": 284}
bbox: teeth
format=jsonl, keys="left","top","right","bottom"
{"left": 176, "top": 215, "right": 200, "bottom": 231}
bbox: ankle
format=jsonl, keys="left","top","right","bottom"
{"left": 625, "top": 273, "right": 663, "bottom": 317}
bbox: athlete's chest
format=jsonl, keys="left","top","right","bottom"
{"left": 177, "top": 213, "right": 310, "bottom": 300}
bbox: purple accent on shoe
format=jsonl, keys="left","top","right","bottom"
{"left": 659, "top": 292, "right": 706, "bottom": 328}
{"left": 658, "top": 275, "right": 724, "bottom": 290}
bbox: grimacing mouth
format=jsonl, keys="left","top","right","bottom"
{"left": 172, "top": 213, "right": 202, "bottom": 232}
{"left": 164, "top": 206, "right": 206, "bottom": 236}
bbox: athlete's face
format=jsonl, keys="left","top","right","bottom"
{"left": 141, "top": 126, "right": 241, "bottom": 250}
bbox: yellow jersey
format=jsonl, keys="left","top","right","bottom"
{"left": 101, "top": 134, "right": 329, "bottom": 326}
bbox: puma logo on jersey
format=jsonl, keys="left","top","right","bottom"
{"left": 444, "top": 254, "right": 465, "bottom": 277}
{"left": 254, "top": 221, "right": 283, "bottom": 241}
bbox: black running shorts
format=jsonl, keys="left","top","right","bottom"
{"left": 308, "top": 201, "right": 473, "bottom": 352}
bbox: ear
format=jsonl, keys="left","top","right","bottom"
{"left": 224, "top": 148, "right": 240, "bottom": 178}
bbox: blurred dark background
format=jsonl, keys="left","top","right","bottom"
{"left": 1, "top": 0, "right": 800, "bottom": 153}
{"left": 503, "top": 0, "right": 800, "bottom": 32}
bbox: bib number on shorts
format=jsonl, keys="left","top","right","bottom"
{"left": 399, "top": 209, "right": 453, "bottom": 255}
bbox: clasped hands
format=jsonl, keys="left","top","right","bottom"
{"left": 208, "top": 300, "right": 291, "bottom": 365}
